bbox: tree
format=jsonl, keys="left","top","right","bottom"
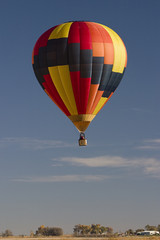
{"left": 81, "top": 225, "right": 91, "bottom": 235}
{"left": 157, "top": 225, "right": 160, "bottom": 232}
{"left": 73, "top": 224, "right": 81, "bottom": 236}
{"left": 106, "top": 227, "right": 113, "bottom": 235}
{"left": 125, "top": 229, "right": 134, "bottom": 235}
{"left": 2, "top": 229, "right": 13, "bottom": 237}
{"left": 35, "top": 226, "right": 63, "bottom": 236}
{"left": 135, "top": 228, "right": 144, "bottom": 234}
{"left": 99, "top": 226, "right": 107, "bottom": 234}
{"left": 73, "top": 224, "right": 114, "bottom": 236}
{"left": 145, "top": 225, "right": 157, "bottom": 231}
{"left": 90, "top": 224, "right": 101, "bottom": 234}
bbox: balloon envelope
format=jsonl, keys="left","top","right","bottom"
{"left": 32, "top": 21, "right": 127, "bottom": 132}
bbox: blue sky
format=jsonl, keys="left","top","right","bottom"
{"left": 0, "top": 0, "right": 160, "bottom": 235}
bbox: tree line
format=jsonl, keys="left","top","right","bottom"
{"left": 73, "top": 224, "right": 160, "bottom": 236}
{"left": 1, "top": 224, "right": 160, "bottom": 237}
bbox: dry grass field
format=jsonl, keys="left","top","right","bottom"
{"left": 1, "top": 236, "right": 160, "bottom": 240}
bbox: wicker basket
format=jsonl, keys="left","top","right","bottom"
{"left": 79, "top": 139, "right": 87, "bottom": 146}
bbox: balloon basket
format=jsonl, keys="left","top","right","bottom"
{"left": 79, "top": 139, "right": 87, "bottom": 146}
{"left": 78, "top": 133, "right": 87, "bottom": 146}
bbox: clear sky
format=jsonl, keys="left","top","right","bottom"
{"left": 0, "top": 0, "right": 160, "bottom": 235}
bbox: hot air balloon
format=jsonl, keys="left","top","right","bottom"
{"left": 32, "top": 21, "right": 127, "bottom": 146}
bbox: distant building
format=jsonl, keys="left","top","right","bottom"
{"left": 137, "top": 231, "right": 160, "bottom": 236}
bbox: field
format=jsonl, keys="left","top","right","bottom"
{"left": 1, "top": 236, "right": 160, "bottom": 240}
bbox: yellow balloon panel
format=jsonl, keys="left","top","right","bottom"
{"left": 58, "top": 65, "right": 78, "bottom": 115}
{"left": 100, "top": 24, "right": 127, "bottom": 73}
{"left": 48, "top": 66, "right": 74, "bottom": 115}
{"left": 49, "top": 22, "right": 73, "bottom": 39}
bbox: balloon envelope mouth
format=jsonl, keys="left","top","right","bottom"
{"left": 68, "top": 114, "right": 96, "bottom": 132}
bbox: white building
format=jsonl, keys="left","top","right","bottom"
{"left": 137, "top": 231, "right": 159, "bottom": 236}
